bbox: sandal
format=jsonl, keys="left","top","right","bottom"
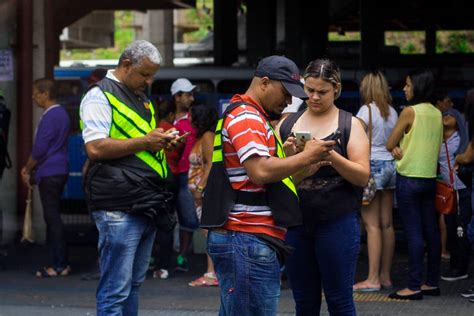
{"left": 188, "top": 273, "right": 218, "bottom": 287}
{"left": 35, "top": 266, "right": 71, "bottom": 278}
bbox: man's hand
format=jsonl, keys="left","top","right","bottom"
{"left": 145, "top": 128, "right": 176, "bottom": 152}
{"left": 391, "top": 146, "right": 403, "bottom": 160}
{"left": 301, "top": 138, "right": 336, "bottom": 164}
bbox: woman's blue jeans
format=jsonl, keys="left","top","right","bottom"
{"left": 396, "top": 174, "right": 440, "bottom": 290}
{"left": 285, "top": 212, "right": 360, "bottom": 316}
{"left": 92, "top": 211, "right": 156, "bottom": 316}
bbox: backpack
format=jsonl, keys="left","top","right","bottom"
{"left": 279, "top": 109, "right": 352, "bottom": 158}
{"left": 0, "top": 99, "right": 12, "bottom": 178}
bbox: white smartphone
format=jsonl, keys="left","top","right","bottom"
{"left": 295, "top": 131, "right": 312, "bottom": 146}
{"left": 167, "top": 130, "right": 179, "bottom": 136}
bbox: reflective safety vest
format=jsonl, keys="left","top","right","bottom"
{"left": 201, "top": 101, "right": 302, "bottom": 228}
{"left": 103, "top": 91, "right": 168, "bottom": 179}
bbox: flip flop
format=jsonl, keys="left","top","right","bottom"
{"left": 381, "top": 284, "right": 395, "bottom": 290}
{"left": 353, "top": 286, "right": 381, "bottom": 292}
{"left": 188, "top": 275, "right": 218, "bottom": 287}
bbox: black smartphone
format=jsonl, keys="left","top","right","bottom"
{"left": 326, "top": 129, "right": 342, "bottom": 144}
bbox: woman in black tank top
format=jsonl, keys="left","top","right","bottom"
{"left": 279, "top": 59, "right": 369, "bottom": 316}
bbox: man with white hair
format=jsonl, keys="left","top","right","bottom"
{"left": 80, "top": 40, "right": 178, "bottom": 315}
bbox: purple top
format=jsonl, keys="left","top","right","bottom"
{"left": 32, "top": 105, "right": 70, "bottom": 183}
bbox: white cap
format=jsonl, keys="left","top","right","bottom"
{"left": 282, "top": 97, "right": 304, "bottom": 114}
{"left": 282, "top": 78, "right": 305, "bottom": 114}
{"left": 170, "top": 78, "right": 196, "bottom": 96}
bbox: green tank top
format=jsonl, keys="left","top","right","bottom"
{"left": 396, "top": 103, "right": 442, "bottom": 178}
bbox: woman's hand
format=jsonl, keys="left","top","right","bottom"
{"left": 192, "top": 190, "right": 202, "bottom": 208}
{"left": 20, "top": 167, "right": 32, "bottom": 189}
{"left": 391, "top": 146, "right": 404, "bottom": 160}
{"left": 293, "top": 160, "right": 332, "bottom": 184}
{"left": 304, "top": 160, "right": 332, "bottom": 177}
{"left": 283, "top": 136, "right": 299, "bottom": 156}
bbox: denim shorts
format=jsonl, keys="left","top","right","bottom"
{"left": 371, "top": 160, "right": 396, "bottom": 190}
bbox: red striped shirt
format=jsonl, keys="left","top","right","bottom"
{"left": 222, "top": 94, "right": 286, "bottom": 240}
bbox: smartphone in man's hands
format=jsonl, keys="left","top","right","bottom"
{"left": 175, "top": 131, "right": 191, "bottom": 142}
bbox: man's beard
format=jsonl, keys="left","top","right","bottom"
{"left": 267, "top": 111, "right": 282, "bottom": 121}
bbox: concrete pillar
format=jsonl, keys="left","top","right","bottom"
{"left": 426, "top": 26, "right": 436, "bottom": 56}
{"left": 0, "top": 0, "right": 18, "bottom": 244}
{"left": 246, "top": 0, "right": 276, "bottom": 66}
{"left": 141, "top": 10, "right": 174, "bottom": 67}
{"left": 30, "top": 0, "right": 47, "bottom": 243}
{"left": 281, "top": 0, "right": 329, "bottom": 67}
{"left": 213, "top": 0, "right": 238, "bottom": 66}
{"left": 360, "top": 0, "right": 384, "bottom": 68}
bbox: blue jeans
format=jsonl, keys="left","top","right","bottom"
{"left": 396, "top": 174, "right": 440, "bottom": 290}
{"left": 92, "top": 211, "right": 156, "bottom": 316}
{"left": 467, "top": 172, "right": 474, "bottom": 246}
{"left": 208, "top": 230, "right": 281, "bottom": 316}
{"left": 176, "top": 173, "right": 199, "bottom": 231}
{"left": 285, "top": 212, "right": 360, "bottom": 316}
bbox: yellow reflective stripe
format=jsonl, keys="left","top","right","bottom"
{"left": 268, "top": 124, "right": 298, "bottom": 197}
{"left": 149, "top": 100, "right": 156, "bottom": 129}
{"left": 212, "top": 150, "right": 223, "bottom": 163}
{"left": 104, "top": 92, "right": 154, "bottom": 131}
{"left": 111, "top": 123, "right": 167, "bottom": 178}
{"left": 137, "top": 151, "right": 167, "bottom": 178}
{"left": 212, "top": 118, "right": 224, "bottom": 162}
{"left": 214, "top": 119, "right": 223, "bottom": 147}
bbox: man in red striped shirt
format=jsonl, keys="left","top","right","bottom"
{"left": 205, "top": 56, "right": 335, "bottom": 315}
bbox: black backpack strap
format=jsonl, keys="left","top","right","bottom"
{"left": 338, "top": 109, "right": 353, "bottom": 158}
{"left": 279, "top": 110, "right": 306, "bottom": 142}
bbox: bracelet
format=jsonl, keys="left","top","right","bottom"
{"left": 196, "top": 185, "right": 204, "bottom": 193}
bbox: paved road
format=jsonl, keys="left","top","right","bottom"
{"left": 0, "top": 242, "right": 473, "bottom": 315}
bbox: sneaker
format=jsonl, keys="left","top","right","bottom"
{"left": 175, "top": 255, "right": 189, "bottom": 272}
{"left": 461, "top": 286, "right": 474, "bottom": 298}
{"left": 153, "top": 269, "right": 169, "bottom": 279}
{"left": 441, "top": 269, "right": 468, "bottom": 282}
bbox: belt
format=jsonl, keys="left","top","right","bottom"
{"left": 212, "top": 227, "right": 229, "bottom": 234}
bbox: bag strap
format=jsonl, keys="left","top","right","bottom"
{"left": 444, "top": 140, "right": 455, "bottom": 187}
{"left": 279, "top": 110, "right": 306, "bottom": 142}
{"left": 338, "top": 109, "right": 352, "bottom": 159}
{"left": 367, "top": 104, "right": 373, "bottom": 155}
{"left": 443, "top": 140, "right": 462, "bottom": 217}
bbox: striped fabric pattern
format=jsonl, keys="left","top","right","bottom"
{"left": 222, "top": 95, "right": 286, "bottom": 240}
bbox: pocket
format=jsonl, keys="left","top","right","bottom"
{"left": 245, "top": 240, "right": 277, "bottom": 264}
{"left": 105, "top": 211, "right": 127, "bottom": 221}
{"left": 207, "top": 231, "right": 233, "bottom": 255}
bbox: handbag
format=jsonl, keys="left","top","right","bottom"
{"left": 362, "top": 104, "right": 377, "bottom": 206}
{"left": 435, "top": 141, "right": 456, "bottom": 215}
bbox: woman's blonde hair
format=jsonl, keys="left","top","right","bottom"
{"left": 359, "top": 71, "right": 392, "bottom": 120}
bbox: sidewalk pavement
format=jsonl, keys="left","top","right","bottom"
{"left": 0, "top": 241, "right": 473, "bottom": 315}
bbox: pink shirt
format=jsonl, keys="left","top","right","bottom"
{"left": 173, "top": 112, "right": 197, "bottom": 174}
